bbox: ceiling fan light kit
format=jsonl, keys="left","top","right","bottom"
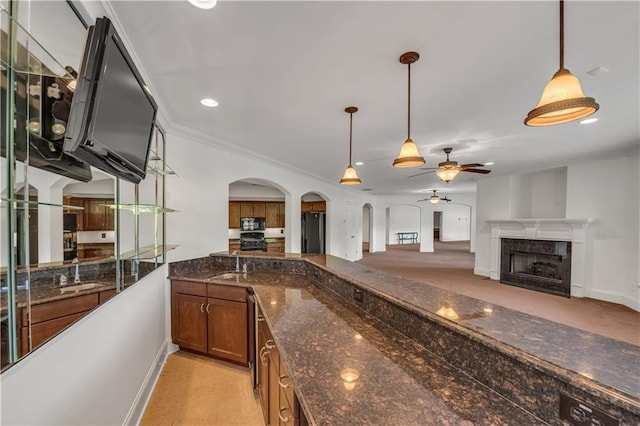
{"left": 429, "top": 190, "right": 440, "bottom": 204}
{"left": 340, "top": 106, "right": 362, "bottom": 185}
{"left": 525, "top": 0, "right": 599, "bottom": 127}
{"left": 436, "top": 167, "right": 460, "bottom": 183}
{"left": 393, "top": 51, "right": 425, "bottom": 168}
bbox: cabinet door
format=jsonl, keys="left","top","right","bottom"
{"left": 278, "top": 203, "right": 286, "bottom": 228}
{"left": 207, "top": 298, "right": 248, "bottom": 364}
{"left": 229, "top": 202, "right": 241, "bottom": 228}
{"left": 257, "top": 314, "right": 270, "bottom": 423}
{"left": 103, "top": 199, "right": 114, "bottom": 230}
{"left": 300, "top": 202, "right": 311, "bottom": 213}
{"left": 240, "top": 202, "right": 253, "bottom": 217}
{"left": 269, "top": 353, "right": 281, "bottom": 426}
{"left": 172, "top": 293, "right": 207, "bottom": 353}
{"left": 84, "top": 199, "right": 105, "bottom": 230}
{"left": 68, "top": 198, "right": 85, "bottom": 230}
{"left": 312, "top": 201, "right": 326, "bottom": 212}
{"left": 253, "top": 203, "right": 266, "bottom": 218}
{"left": 266, "top": 203, "right": 279, "bottom": 228}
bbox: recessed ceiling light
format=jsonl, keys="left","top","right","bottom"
{"left": 484, "top": 162, "right": 494, "bottom": 166}
{"left": 200, "top": 98, "right": 218, "bottom": 107}
{"left": 579, "top": 118, "right": 598, "bottom": 125}
{"left": 188, "top": 0, "right": 217, "bottom": 10}
{"left": 355, "top": 161, "right": 364, "bottom": 166}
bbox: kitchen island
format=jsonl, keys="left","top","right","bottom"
{"left": 169, "top": 253, "right": 640, "bottom": 425}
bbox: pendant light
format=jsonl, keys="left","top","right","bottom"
{"left": 429, "top": 190, "right": 440, "bottom": 205}
{"left": 393, "top": 52, "right": 425, "bottom": 168}
{"left": 524, "top": 0, "right": 599, "bottom": 126}
{"left": 340, "top": 106, "right": 361, "bottom": 185}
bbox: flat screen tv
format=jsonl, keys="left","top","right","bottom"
{"left": 64, "top": 17, "right": 157, "bottom": 184}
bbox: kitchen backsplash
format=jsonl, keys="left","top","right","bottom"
{"left": 77, "top": 231, "right": 115, "bottom": 244}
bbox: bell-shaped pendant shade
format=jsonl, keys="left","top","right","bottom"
{"left": 436, "top": 167, "right": 460, "bottom": 183}
{"left": 525, "top": 68, "right": 599, "bottom": 126}
{"left": 340, "top": 164, "right": 361, "bottom": 185}
{"left": 393, "top": 138, "right": 425, "bottom": 168}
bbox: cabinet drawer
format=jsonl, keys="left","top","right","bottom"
{"left": 23, "top": 293, "right": 99, "bottom": 324}
{"left": 172, "top": 280, "right": 206, "bottom": 297}
{"left": 207, "top": 283, "right": 246, "bottom": 302}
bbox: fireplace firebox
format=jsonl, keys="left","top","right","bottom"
{"left": 500, "top": 238, "right": 571, "bottom": 297}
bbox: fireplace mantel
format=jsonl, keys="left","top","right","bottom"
{"left": 486, "top": 218, "right": 595, "bottom": 297}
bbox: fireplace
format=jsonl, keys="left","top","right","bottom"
{"left": 500, "top": 238, "right": 572, "bottom": 297}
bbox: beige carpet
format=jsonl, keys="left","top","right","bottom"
{"left": 359, "top": 241, "right": 640, "bottom": 346}
{"left": 141, "top": 351, "right": 264, "bottom": 426}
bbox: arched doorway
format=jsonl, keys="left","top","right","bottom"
{"left": 362, "top": 203, "right": 372, "bottom": 253}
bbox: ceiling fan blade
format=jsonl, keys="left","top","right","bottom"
{"left": 418, "top": 167, "right": 438, "bottom": 171}
{"left": 407, "top": 171, "right": 435, "bottom": 178}
{"left": 462, "top": 168, "right": 491, "bottom": 174}
{"left": 460, "top": 163, "right": 484, "bottom": 168}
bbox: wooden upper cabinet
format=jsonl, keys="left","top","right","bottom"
{"left": 83, "top": 199, "right": 114, "bottom": 231}
{"left": 229, "top": 202, "right": 241, "bottom": 229}
{"left": 302, "top": 201, "right": 326, "bottom": 212}
{"left": 265, "top": 203, "right": 280, "bottom": 227}
{"left": 253, "top": 203, "right": 266, "bottom": 218}
{"left": 278, "top": 203, "right": 286, "bottom": 227}
{"left": 240, "top": 202, "right": 253, "bottom": 217}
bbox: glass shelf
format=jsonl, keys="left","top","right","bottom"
{"left": 121, "top": 244, "right": 178, "bottom": 260}
{"left": 147, "top": 148, "right": 177, "bottom": 177}
{"left": 104, "top": 203, "right": 178, "bottom": 214}
{"left": 0, "top": 5, "right": 75, "bottom": 78}
{"left": 0, "top": 197, "right": 84, "bottom": 210}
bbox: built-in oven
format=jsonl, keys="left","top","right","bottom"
{"left": 240, "top": 232, "right": 267, "bottom": 252}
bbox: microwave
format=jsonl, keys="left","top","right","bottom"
{"left": 240, "top": 217, "right": 266, "bottom": 231}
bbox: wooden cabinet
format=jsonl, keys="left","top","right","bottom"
{"left": 171, "top": 280, "right": 251, "bottom": 365}
{"left": 257, "top": 304, "right": 306, "bottom": 426}
{"left": 229, "top": 202, "right": 241, "bottom": 229}
{"left": 266, "top": 203, "right": 286, "bottom": 228}
{"left": 301, "top": 201, "right": 325, "bottom": 213}
{"left": 83, "top": 198, "right": 114, "bottom": 231}
{"left": 19, "top": 292, "right": 100, "bottom": 356}
{"left": 229, "top": 240, "right": 241, "bottom": 253}
{"left": 77, "top": 243, "right": 114, "bottom": 260}
{"left": 267, "top": 239, "right": 285, "bottom": 254}
{"left": 231, "top": 201, "right": 285, "bottom": 229}
{"left": 65, "top": 197, "right": 114, "bottom": 231}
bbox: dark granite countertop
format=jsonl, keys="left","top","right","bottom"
{"left": 171, "top": 266, "right": 545, "bottom": 424}
{"left": 174, "top": 252, "right": 640, "bottom": 417}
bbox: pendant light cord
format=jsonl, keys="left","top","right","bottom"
{"left": 407, "top": 62, "right": 411, "bottom": 140}
{"left": 559, "top": 0, "right": 564, "bottom": 70}
{"left": 349, "top": 112, "right": 353, "bottom": 165}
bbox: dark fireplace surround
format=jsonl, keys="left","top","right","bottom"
{"left": 500, "top": 238, "right": 572, "bottom": 297}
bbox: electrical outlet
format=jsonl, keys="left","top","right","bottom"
{"left": 559, "top": 392, "right": 619, "bottom": 426}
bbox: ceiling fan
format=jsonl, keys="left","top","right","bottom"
{"left": 417, "top": 190, "right": 452, "bottom": 205}
{"left": 408, "top": 147, "right": 491, "bottom": 182}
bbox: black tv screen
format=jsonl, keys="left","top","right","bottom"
{"left": 64, "top": 17, "right": 157, "bottom": 184}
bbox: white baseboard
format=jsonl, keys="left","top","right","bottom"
{"left": 587, "top": 289, "right": 640, "bottom": 312}
{"left": 474, "top": 268, "right": 491, "bottom": 278}
{"left": 124, "top": 338, "right": 173, "bottom": 425}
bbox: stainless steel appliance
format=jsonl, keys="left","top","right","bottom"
{"left": 240, "top": 232, "right": 267, "bottom": 252}
{"left": 241, "top": 217, "right": 266, "bottom": 231}
{"left": 301, "top": 212, "right": 325, "bottom": 254}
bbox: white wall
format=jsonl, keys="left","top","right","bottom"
{"left": 565, "top": 153, "right": 639, "bottom": 310}
{"left": 439, "top": 203, "right": 472, "bottom": 241}
{"left": 510, "top": 167, "right": 567, "bottom": 218}
{"left": 475, "top": 153, "right": 640, "bottom": 311}
{"left": 164, "top": 129, "right": 373, "bottom": 263}
{"left": 0, "top": 267, "right": 170, "bottom": 425}
{"left": 388, "top": 205, "right": 421, "bottom": 244}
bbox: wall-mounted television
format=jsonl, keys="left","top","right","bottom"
{"left": 64, "top": 17, "right": 157, "bottom": 184}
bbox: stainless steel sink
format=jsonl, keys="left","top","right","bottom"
{"left": 60, "top": 283, "right": 106, "bottom": 294}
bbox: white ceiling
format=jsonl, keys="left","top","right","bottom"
{"left": 109, "top": 1, "right": 639, "bottom": 196}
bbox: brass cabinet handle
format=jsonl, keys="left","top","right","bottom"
{"left": 200, "top": 303, "right": 205, "bottom": 313}
{"left": 257, "top": 315, "right": 265, "bottom": 322}
{"left": 278, "top": 407, "right": 291, "bottom": 423}
{"left": 278, "top": 375, "right": 292, "bottom": 389}
{"left": 265, "top": 339, "right": 275, "bottom": 349}
{"left": 206, "top": 304, "right": 210, "bottom": 314}
{"left": 260, "top": 350, "right": 270, "bottom": 366}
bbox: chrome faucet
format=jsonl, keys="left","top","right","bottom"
{"left": 231, "top": 251, "right": 240, "bottom": 273}
{"left": 59, "top": 274, "right": 68, "bottom": 286}
{"left": 242, "top": 262, "right": 248, "bottom": 274}
{"left": 72, "top": 258, "right": 81, "bottom": 284}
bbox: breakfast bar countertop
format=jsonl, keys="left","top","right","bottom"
{"left": 170, "top": 267, "right": 544, "bottom": 425}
